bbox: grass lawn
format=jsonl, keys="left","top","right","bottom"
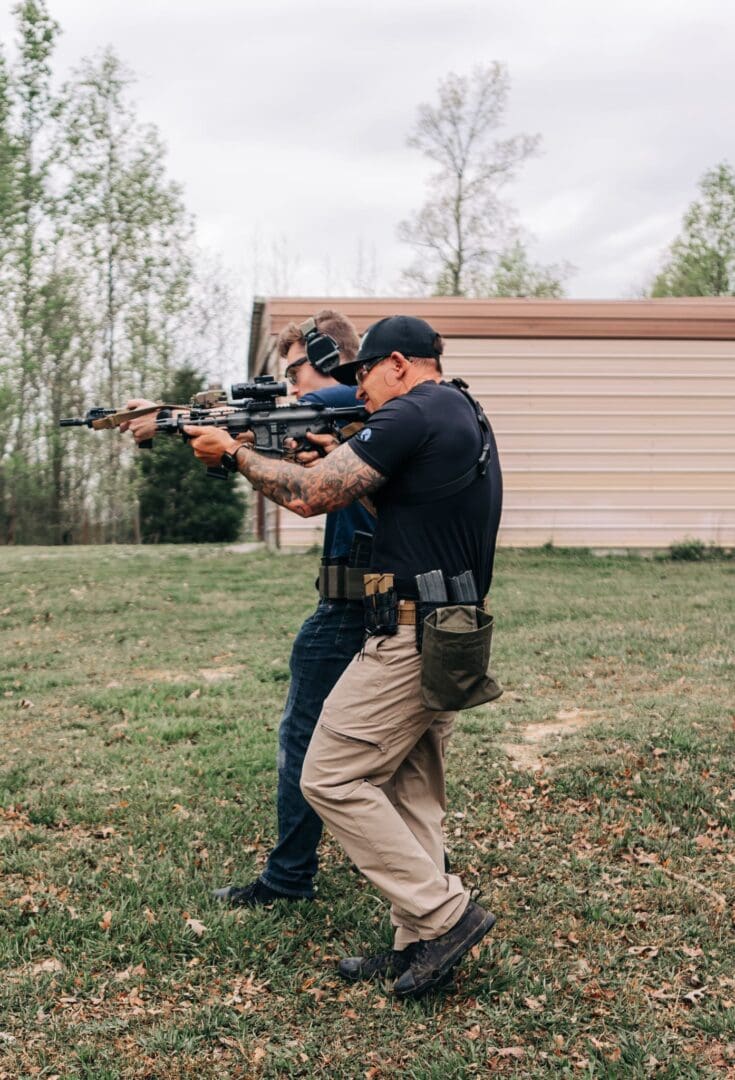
{"left": 0, "top": 545, "right": 733, "bottom": 1079}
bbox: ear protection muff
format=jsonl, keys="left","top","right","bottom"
{"left": 299, "top": 317, "right": 341, "bottom": 375}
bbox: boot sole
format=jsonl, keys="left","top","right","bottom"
{"left": 394, "top": 912, "right": 496, "bottom": 998}
{"left": 338, "top": 964, "right": 395, "bottom": 983}
{"left": 339, "top": 962, "right": 454, "bottom": 986}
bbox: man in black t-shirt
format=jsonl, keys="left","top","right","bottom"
{"left": 184, "top": 315, "right": 502, "bottom": 998}
{"left": 348, "top": 375, "right": 501, "bottom": 599}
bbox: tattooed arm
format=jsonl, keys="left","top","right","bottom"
{"left": 291, "top": 432, "right": 377, "bottom": 518}
{"left": 235, "top": 441, "right": 385, "bottom": 517}
{"left": 183, "top": 424, "right": 385, "bottom": 517}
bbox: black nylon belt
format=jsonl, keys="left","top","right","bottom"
{"left": 396, "top": 599, "right": 487, "bottom": 626}
{"left": 318, "top": 565, "right": 367, "bottom": 601}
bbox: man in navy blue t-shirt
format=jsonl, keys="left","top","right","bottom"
{"left": 123, "top": 310, "right": 374, "bottom": 907}
{"left": 214, "top": 310, "right": 375, "bottom": 907}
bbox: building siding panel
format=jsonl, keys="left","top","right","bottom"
{"left": 250, "top": 300, "right": 735, "bottom": 551}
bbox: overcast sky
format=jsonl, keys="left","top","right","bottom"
{"left": 1, "top": 0, "right": 733, "bottom": 302}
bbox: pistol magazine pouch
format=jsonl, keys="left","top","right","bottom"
{"left": 363, "top": 572, "right": 398, "bottom": 636}
{"left": 420, "top": 605, "right": 502, "bottom": 711}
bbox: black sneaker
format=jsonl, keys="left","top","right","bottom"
{"left": 339, "top": 944, "right": 417, "bottom": 983}
{"left": 212, "top": 879, "right": 308, "bottom": 908}
{"left": 392, "top": 901, "right": 496, "bottom": 998}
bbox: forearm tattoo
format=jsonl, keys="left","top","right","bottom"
{"left": 237, "top": 442, "right": 386, "bottom": 517}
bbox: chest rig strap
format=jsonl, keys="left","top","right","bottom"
{"left": 399, "top": 378, "right": 494, "bottom": 507}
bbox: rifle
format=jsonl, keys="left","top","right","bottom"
{"left": 60, "top": 403, "right": 185, "bottom": 449}
{"left": 58, "top": 384, "right": 269, "bottom": 454}
{"left": 59, "top": 375, "right": 298, "bottom": 442}
{"left": 62, "top": 377, "right": 367, "bottom": 478}
{"left": 159, "top": 402, "right": 367, "bottom": 478}
{"left": 159, "top": 403, "right": 367, "bottom": 479}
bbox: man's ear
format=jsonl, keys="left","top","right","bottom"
{"left": 391, "top": 351, "right": 410, "bottom": 378}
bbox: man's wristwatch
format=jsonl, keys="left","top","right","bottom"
{"left": 219, "top": 442, "right": 247, "bottom": 474}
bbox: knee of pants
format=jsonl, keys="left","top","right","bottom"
{"left": 299, "top": 758, "right": 321, "bottom": 808}
{"left": 300, "top": 749, "right": 356, "bottom": 809}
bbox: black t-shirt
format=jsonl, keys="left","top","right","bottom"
{"left": 349, "top": 381, "right": 503, "bottom": 598}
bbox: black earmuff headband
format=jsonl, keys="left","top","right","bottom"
{"left": 299, "top": 317, "right": 341, "bottom": 375}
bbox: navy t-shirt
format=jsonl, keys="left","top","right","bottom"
{"left": 348, "top": 381, "right": 502, "bottom": 597}
{"left": 299, "top": 385, "right": 375, "bottom": 561}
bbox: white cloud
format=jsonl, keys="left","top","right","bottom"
{"left": 0, "top": 0, "right": 732, "bottom": 300}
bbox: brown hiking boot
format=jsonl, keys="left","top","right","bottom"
{"left": 392, "top": 901, "right": 496, "bottom": 998}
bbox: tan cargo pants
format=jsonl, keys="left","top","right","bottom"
{"left": 300, "top": 625, "right": 469, "bottom": 949}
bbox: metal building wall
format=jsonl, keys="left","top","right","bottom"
{"left": 248, "top": 299, "right": 735, "bottom": 551}
{"left": 450, "top": 337, "right": 734, "bottom": 549}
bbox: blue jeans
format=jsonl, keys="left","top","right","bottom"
{"left": 260, "top": 599, "right": 365, "bottom": 897}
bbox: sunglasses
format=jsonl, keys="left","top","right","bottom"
{"left": 355, "top": 356, "right": 389, "bottom": 385}
{"left": 285, "top": 356, "right": 309, "bottom": 385}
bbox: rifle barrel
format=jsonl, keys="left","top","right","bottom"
{"left": 60, "top": 408, "right": 118, "bottom": 429}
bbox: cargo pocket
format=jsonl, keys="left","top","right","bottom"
{"left": 319, "top": 721, "right": 386, "bottom": 753}
{"left": 420, "top": 605, "right": 503, "bottom": 711}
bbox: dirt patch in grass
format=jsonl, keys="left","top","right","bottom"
{"left": 500, "top": 707, "right": 599, "bottom": 771}
{"left": 106, "top": 666, "right": 243, "bottom": 686}
{"left": 198, "top": 668, "right": 239, "bottom": 683}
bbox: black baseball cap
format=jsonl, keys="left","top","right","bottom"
{"left": 332, "top": 315, "right": 441, "bottom": 386}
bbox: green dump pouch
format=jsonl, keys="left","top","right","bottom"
{"left": 420, "top": 605, "right": 502, "bottom": 711}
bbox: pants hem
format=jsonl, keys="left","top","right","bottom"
{"left": 259, "top": 872, "right": 315, "bottom": 900}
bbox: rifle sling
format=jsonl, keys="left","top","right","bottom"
{"left": 91, "top": 403, "right": 186, "bottom": 430}
{"left": 398, "top": 379, "right": 493, "bottom": 506}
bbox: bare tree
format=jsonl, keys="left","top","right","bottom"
{"left": 249, "top": 229, "right": 302, "bottom": 296}
{"left": 398, "top": 64, "right": 543, "bottom": 296}
{"left": 181, "top": 248, "right": 248, "bottom": 386}
{"left": 350, "top": 237, "right": 379, "bottom": 296}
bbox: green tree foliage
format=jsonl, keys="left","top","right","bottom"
{"left": 138, "top": 368, "right": 246, "bottom": 543}
{"left": 0, "top": 47, "right": 18, "bottom": 258}
{"left": 11, "top": 0, "right": 59, "bottom": 409}
{"left": 0, "top": 1, "right": 62, "bottom": 541}
{"left": 652, "top": 163, "right": 735, "bottom": 297}
{"left": 0, "top": 5, "right": 243, "bottom": 544}
{"left": 487, "top": 240, "right": 568, "bottom": 298}
{"left": 57, "top": 48, "right": 194, "bottom": 541}
{"left": 0, "top": 48, "right": 17, "bottom": 538}
{"left": 399, "top": 64, "right": 569, "bottom": 298}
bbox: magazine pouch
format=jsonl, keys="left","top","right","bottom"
{"left": 363, "top": 573, "right": 398, "bottom": 636}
